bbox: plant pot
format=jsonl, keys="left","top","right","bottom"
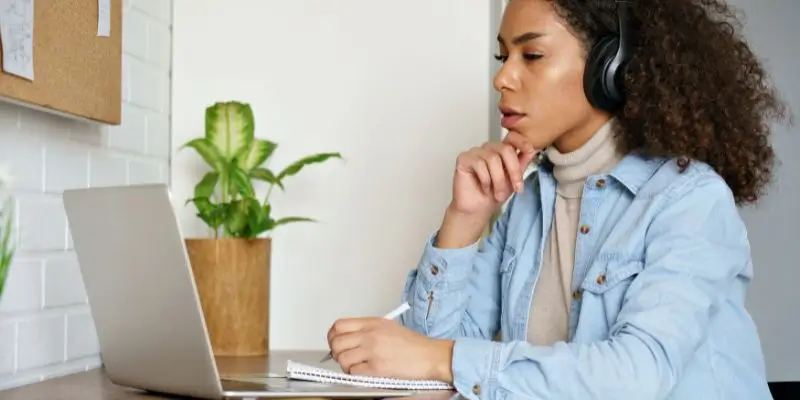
{"left": 184, "top": 237, "right": 270, "bottom": 357}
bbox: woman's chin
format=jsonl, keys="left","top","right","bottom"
{"left": 518, "top": 132, "right": 552, "bottom": 151}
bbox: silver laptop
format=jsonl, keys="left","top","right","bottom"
{"left": 62, "top": 184, "right": 412, "bottom": 399}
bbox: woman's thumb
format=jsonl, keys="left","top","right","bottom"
{"left": 517, "top": 148, "right": 540, "bottom": 170}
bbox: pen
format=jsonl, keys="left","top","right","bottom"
{"left": 320, "top": 302, "right": 411, "bottom": 363}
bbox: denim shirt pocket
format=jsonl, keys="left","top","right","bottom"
{"left": 580, "top": 258, "right": 643, "bottom": 320}
{"left": 581, "top": 259, "right": 643, "bottom": 294}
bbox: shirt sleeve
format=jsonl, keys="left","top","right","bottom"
{"left": 399, "top": 199, "right": 514, "bottom": 341}
{"left": 447, "top": 172, "right": 753, "bottom": 400}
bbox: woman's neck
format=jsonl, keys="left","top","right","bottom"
{"left": 545, "top": 119, "right": 621, "bottom": 198}
{"left": 552, "top": 114, "right": 613, "bottom": 153}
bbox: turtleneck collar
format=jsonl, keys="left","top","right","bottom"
{"left": 544, "top": 119, "right": 622, "bottom": 198}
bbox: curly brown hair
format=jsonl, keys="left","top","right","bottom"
{"left": 550, "top": 0, "right": 790, "bottom": 205}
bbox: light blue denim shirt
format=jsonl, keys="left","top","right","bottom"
{"left": 400, "top": 152, "right": 772, "bottom": 400}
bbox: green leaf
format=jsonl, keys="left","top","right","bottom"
{"left": 194, "top": 172, "right": 219, "bottom": 199}
{"left": 250, "top": 168, "right": 284, "bottom": 190}
{"left": 181, "top": 138, "right": 225, "bottom": 172}
{"left": 224, "top": 200, "right": 250, "bottom": 237}
{"left": 237, "top": 139, "right": 277, "bottom": 171}
{"left": 262, "top": 203, "right": 272, "bottom": 222}
{"left": 185, "top": 196, "right": 209, "bottom": 210}
{"left": 0, "top": 264, "right": 6, "bottom": 296}
{"left": 227, "top": 163, "right": 255, "bottom": 198}
{"left": 277, "top": 152, "right": 343, "bottom": 181}
{"left": 205, "top": 101, "right": 255, "bottom": 161}
{"left": 0, "top": 198, "right": 13, "bottom": 250}
{"left": 0, "top": 199, "right": 12, "bottom": 297}
{"left": 246, "top": 199, "right": 271, "bottom": 237}
{"left": 188, "top": 197, "right": 225, "bottom": 231}
{"left": 272, "top": 216, "right": 316, "bottom": 227}
{"left": 208, "top": 204, "right": 230, "bottom": 231}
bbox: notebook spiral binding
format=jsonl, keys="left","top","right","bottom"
{"left": 286, "top": 360, "right": 453, "bottom": 390}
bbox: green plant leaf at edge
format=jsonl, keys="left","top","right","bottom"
{"left": 0, "top": 198, "right": 15, "bottom": 297}
{"left": 0, "top": 252, "right": 8, "bottom": 295}
{"left": 181, "top": 138, "right": 225, "bottom": 172}
{"left": 237, "top": 139, "right": 277, "bottom": 171}
{"left": 272, "top": 217, "right": 316, "bottom": 227}
{"left": 277, "top": 152, "right": 343, "bottom": 181}
{"left": 205, "top": 101, "right": 255, "bottom": 161}
{"left": 250, "top": 168, "right": 284, "bottom": 190}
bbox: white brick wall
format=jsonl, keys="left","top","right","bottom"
{"left": 0, "top": 0, "right": 172, "bottom": 390}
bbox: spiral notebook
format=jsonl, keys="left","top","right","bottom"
{"left": 285, "top": 360, "right": 453, "bottom": 391}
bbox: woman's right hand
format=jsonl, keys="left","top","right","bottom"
{"left": 436, "top": 132, "right": 538, "bottom": 248}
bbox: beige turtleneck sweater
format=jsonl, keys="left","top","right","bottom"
{"left": 526, "top": 119, "right": 622, "bottom": 346}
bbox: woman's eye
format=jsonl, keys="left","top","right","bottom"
{"left": 493, "top": 53, "right": 543, "bottom": 63}
{"left": 523, "top": 53, "right": 543, "bottom": 61}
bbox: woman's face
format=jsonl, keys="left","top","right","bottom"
{"left": 494, "top": 0, "right": 608, "bottom": 152}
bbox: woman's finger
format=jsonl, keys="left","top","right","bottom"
{"left": 484, "top": 142, "right": 523, "bottom": 192}
{"left": 517, "top": 147, "right": 539, "bottom": 171}
{"left": 478, "top": 147, "right": 512, "bottom": 201}
{"left": 330, "top": 331, "right": 364, "bottom": 360}
{"left": 348, "top": 359, "right": 380, "bottom": 376}
{"left": 463, "top": 151, "right": 492, "bottom": 195}
{"left": 337, "top": 347, "right": 370, "bottom": 374}
{"left": 327, "top": 318, "right": 376, "bottom": 349}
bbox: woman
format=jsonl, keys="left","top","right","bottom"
{"left": 326, "top": 0, "right": 789, "bottom": 398}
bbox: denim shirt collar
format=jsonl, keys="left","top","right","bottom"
{"left": 536, "top": 150, "right": 667, "bottom": 195}
{"left": 607, "top": 151, "right": 669, "bottom": 194}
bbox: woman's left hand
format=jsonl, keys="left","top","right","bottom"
{"left": 326, "top": 317, "right": 454, "bottom": 383}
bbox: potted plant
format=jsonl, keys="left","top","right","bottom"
{"left": 180, "top": 101, "right": 341, "bottom": 357}
{"left": 0, "top": 167, "right": 15, "bottom": 300}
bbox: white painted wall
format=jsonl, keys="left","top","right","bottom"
{"left": 0, "top": 0, "right": 172, "bottom": 390}
{"left": 171, "top": 0, "right": 492, "bottom": 350}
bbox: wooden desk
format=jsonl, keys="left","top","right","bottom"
{"left": 0, "top": 350, "right": 457, "bottom": 400}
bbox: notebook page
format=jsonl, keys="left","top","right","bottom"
{"left": 286, "top": 360, "right": 453, "bottom": 390}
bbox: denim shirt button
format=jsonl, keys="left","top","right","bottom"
{"left": 430, "top": 265, "right": 439, "bottom": 275}
{"left": 572, "top": 290, "right": 582, "bottom": 300}
{"left": 677, "top": 156, "right": 690, "bottom": 172}
{"left": 472, "top": 384, "right": 481, "bottom": 395}
{"left": 596, "top": 274, "right": 607, "bottom": 284}
{"left": 580, "top": 224, "right": 591, "bottom": 234}
{"left": 595, "top": 178, "right": 606, "bottom": 188}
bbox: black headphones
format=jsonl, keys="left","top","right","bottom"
{"left": 583, "top": 0, "right": 634, "bottom": 112}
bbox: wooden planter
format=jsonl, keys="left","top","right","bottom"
{"left": 184, "top": 238, "right": 270, "bottom": 357}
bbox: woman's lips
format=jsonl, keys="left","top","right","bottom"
{"left": 500, "top": 112, "right": 526, "bottom": 129}
{"left": 499, "top": 106, "right": 526, "bottom": 129}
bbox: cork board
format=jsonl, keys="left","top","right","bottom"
{"left": 0, "top": 0, "right": 122, "bottom": 125}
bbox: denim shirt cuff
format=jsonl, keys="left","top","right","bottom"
{"left": 451, "top": 337, "right": 503, "bottom": 400}
{"left": 417, "top": 230, "right": 480, "bottom": 291}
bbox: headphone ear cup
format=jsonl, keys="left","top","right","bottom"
{"left": 583, "top": 35, "right": 621, "bottom": 112}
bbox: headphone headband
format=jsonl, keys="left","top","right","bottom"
{"left": 612, "top": 0, "right": 632, "bottom": 73}
{"left": 606, "top": 0, "right": 633, "bottom": 102}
